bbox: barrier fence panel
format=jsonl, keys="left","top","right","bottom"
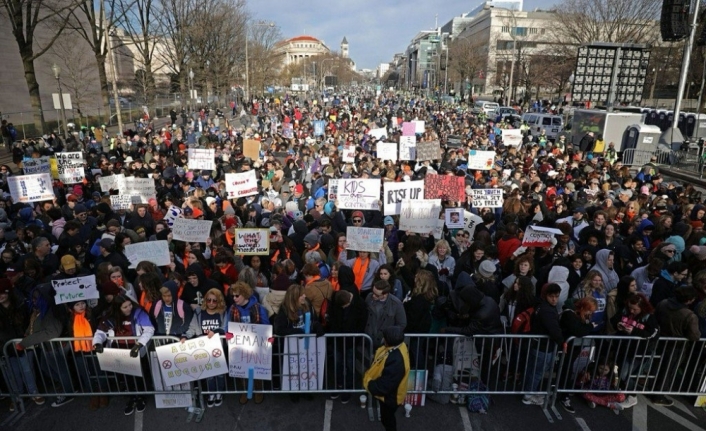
{"left": 551, "top": 336, "right": 706, "bottom": 416}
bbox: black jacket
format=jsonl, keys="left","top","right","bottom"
{"left": 530, "top": 299, "right": 564, "bottom": 350}
{"left": 444, "top": 272, "right": 503, "bottom": 336}
{"left": 367, "top": 345, "right": 407, "bottom": 407}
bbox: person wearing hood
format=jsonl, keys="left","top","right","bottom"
{"left": 47, "top": 207, "right": 66, "bottom": 240}
{"left": 17, "top": 206, "right": 44, "bottom": 230}
{"left": 288, "top": 219, "right": 309, "bottom": 255}
{"left": 124, "top": 205, "right": 156, "bottom": 238}
{"left": 442, "top": 272, "right": 504, "bottom": 336}
{"left": 302, "top": 262, "right": 333, "bottom": 318}
{"left": 547, "top": 265, "right": 571, "bottom": 311}
{"left": 193, "top": 170, "right": 215, "bottom": 190}
{"left": 262, "top": 262, "right": 290, "bottom": 317}
{"left": 180, "top": 263, "right": 223, "bottom": 310}
{"left": 636, "top": 218, "right": 654, "bottom": 252}
{"left": 363, "top": 326, "right": 410, "bottom": 431}
{"left": 365, "top": 279, "right": 406, "bottom": 349}
{"left": 649, "top": 261, "right": 688, "bottom": 308}
{"left": 593, "top": 249, "right": 619, "bottom": 293}
{"left": 152, "top": 281, "right": 192, "bottom": 336}
{"left": 662, "top": 222, "right": 690, "bottom": 262}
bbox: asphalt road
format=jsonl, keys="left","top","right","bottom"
{"left": 2, "top": 392, "right": 705, "bottom": 431}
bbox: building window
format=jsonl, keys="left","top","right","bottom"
{"left": 529, "top": 28, "right": 538, "bottom": 35}
{"left": 512, "top": 27, "right": 527, "bottom": 37}
{"left": 501, "top": 26, "right": 511, "bottom": 33}
{"left": 541, "top": 28, "right": 546, "bottom": 34}
{"left": 496, "top": 40, "right": 513, "bottom": 50}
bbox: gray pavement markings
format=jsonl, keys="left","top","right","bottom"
{"left": 134, "top": 410, "right": 144, "bottom": 431}
{"left": 459, "top": 406, "right": 473, "bottom": 431}
{"left": 323, "top": 399, "right": 333, "bottom": 431}
{"left": 575, "top": 417, "right": 592, "bottom": 431}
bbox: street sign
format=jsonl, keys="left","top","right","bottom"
{"left": 52, "top": 93, "right": 72, "bottom": 110}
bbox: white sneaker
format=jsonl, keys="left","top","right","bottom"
{"left": 609, "top": 402, "right": 624, "bottom": 415}
{"left": 619, "top": 395, "right": 638, "bottom": 409}
{"left": 522, "top": 395, "right": 544, "bottom": 406}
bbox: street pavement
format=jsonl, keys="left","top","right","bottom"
{"left": 3, "top": 392, "right": 705, "bottom": 431}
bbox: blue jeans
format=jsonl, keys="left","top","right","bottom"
{"left": 8, "top": 353, "right": 38, "bottom": 394}
{"left": 38, "top": 344, "right": 74, "bottom": 393}
{"left": 334, "top": 346, "right": 356, "bottom": 390}
{"left": 523, "top": 348, "right": 555, "bottom": 393}
{"left": 207, "top": 375, "right": 225, "bottom": 392}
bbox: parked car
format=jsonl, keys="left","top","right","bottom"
{"left": 109, "top": 97, "right": 130, "bottom": 108}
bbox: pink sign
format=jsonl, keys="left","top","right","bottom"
{"left": 402, "top": 122, "right": 415, "bottom": 136}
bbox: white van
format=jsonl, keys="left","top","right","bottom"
{"left": 521, "top": 113, "right": 563, "bottom": 140}
{"left": 473, "top": 101, "right": 499, "bottom": 115}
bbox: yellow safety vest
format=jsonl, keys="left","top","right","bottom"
{"left": 363, "top": 342, "right": 411, "bottom": 406}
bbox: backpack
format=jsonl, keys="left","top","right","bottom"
{"left": 314, "top": 284, "right": 330, "bottom": 328}
{"left": 466, "top": 379, "right": 490, "bottom": 413}
{"left": 511, "top": 307, "right": 535, "bottom": 334}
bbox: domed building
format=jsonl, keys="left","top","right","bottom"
{"left": 274, "top": 35, "right": 331, "bottom": 66}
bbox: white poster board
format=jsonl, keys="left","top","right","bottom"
{"left": 522, "top": 226, "right": 563, "bottom": 248}
{"left": 282, "top": 336, "right": 326, "bottom": 391}
{"left": 124, "top": 240, "right": 171, "bottom": 268}
{"left": 463, "top": 210, "right": 483, "bottom": 238}
{"left": 171, "top": 218, "right": 213, "bottom": 243}
{"left": 470, "top": 189, "right": 504, "bottom": 208}
{"left": 154, "top": 335, "right": 228, "bottom": 386}
{"left": 226, "top": 171, "right": 258, "bottom": 199}
{"left": 188, "top": 149, "right": 216, "bottom": 171}
{"left": 346, "top": 227, "right": 384, "bottom": 253}
{"left": 55, "top": 152, "right": 85, "bottom": 184}
{"left": 97, "top": 348, "right": 143, "bottom": 377}
{"left": 8, "top": 173, "right": 55, "bottom": 203}
{"left": 413, "top": 120, "right": 425, "bottom": 134}
{"left": 377, "top": 142, "right": 398, "bottom": 162}
{"left": 502, "top": 128, "right": 523, "bottom": 147}
{"left": 342, "top": 146, "right": 356, "bottom": 163}
{"left": 336, "top": 178, "right": 380, "bottom": 210}
{"left": 467, "top": 150, "right": 496, "bottom": 171}
{"left": 383, "top": 181, "right": 424, "bottom": 216}
{"left": 22, "top": 157, "right": 51, "bottom": 175}
{"left": 399, "top": 136, "right": 416, "bottom": 160}
{"left": 120, "top": 177, "right": 156, "bottom": 203}
{"left": 99, "top": 174, "right": 126, "bottom": 192}
{"left": 235, "top": 229, "right": 270, "bottom": 255}
{"left": 110, "top": 195, "right": 136, "bottom": 210}
{"left": 227, "top": 322, "right": 273, "bottom": 380}
{"left": 368, "top": 128, "right": 388, "bottom": 140}
{"left": 149, "top": 352, "right": 193, "bottom": 409}
{"left": 52, "top": 274, "right": 99, "bottom": 304}
{"left": 445, "top": 208, "right": 464, "bottom": 229}
{"left": 399, "top": 199, "right": 442, "bottom": 234}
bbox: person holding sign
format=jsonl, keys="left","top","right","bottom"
{"left": 226, "top": 282, "right": 270, "bottom": 405}
{"left": 182, "top": 288, "right": 228, "bottom": 408}
{"left": 93, "top": 294, "right": 155, "bottom": 416}
{"left": 338, "top": 243, "right": 387, "bottom": 298}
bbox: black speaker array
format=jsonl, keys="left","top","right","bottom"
{"left": 660, "top": 0, "right": 690, "bottom": 42}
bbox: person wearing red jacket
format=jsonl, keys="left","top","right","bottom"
{"left": 498, "top": 223, "right": 522, "bottom": 269}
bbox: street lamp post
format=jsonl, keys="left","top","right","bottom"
{"left": 51, "top": 63, "right": 69, "bottom": 140}
{"left": 107, "top": 31, "right": 123, "bottom": 136}
{"left": 189, "top": 68, "right": 194, "bottom": 112}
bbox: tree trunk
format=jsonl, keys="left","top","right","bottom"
{"left": 20, "top": 49, "right": 45, "bottom": 134}
{"left": 95, "top": 53, "right": 111, "bottom": 124}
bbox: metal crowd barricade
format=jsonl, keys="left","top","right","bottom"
{"left": 403, "top": 333, "right": 559, "bottom": 423}
{"left": 621, "top": 148, "right": 656, "bottom": 167}
{"left": 1, "top": 335, "right": 193, "bottom": 424}
{"left": 551, "top": 336, "right": 706, "bottom": 418}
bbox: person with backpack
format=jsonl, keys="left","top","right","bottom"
{"left": 522, "top": 283, "right": 565, "bottom": 406}
{"left": 226, "top": 281, "right": 270, "bottom": 405}
{"left": 152, "top": 281, "right": 193, "bottom": 337}
{"left": 302, "top": 262, "right": 333, "bottom": 324}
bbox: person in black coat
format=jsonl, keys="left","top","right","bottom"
{"left": 329, "top": 282, "right": 367, "bottom": 400}
{"left": 578, "top": 132, "right": 595, "bottom": 154}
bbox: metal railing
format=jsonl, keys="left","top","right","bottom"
{"left": 0, "top": 333, "right": 704, "bottom": 425}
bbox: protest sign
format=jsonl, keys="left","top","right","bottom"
{"left": 327, "top": 179, "right": 339, "bottom": 201}
{"left": 22, "top": 157, "right": 51, "bottom": 174}
{"left": 282, "top": 123, "right": 293, "bottom": 138}
{"left": 163, "top": 206, "right": 183, "bottom": 228}
{"left": 188, "top": 149, "right": 216, "bottom": 171}
{"left": 522, "top": 226, "right": 563, "bottom": 248}
{"left": 467, "top": 150, "right": 496, "bottom": 171}
{"left": 154, "top": 335, "right": 228, "bottom": 386}
{"left": 124, "top": 240, "right": 170, "bottom": 268}
{"left": 405, "top": 370, "right": 428, "bottom": 407}
{"left": 97, "top": 348, "right": 143, "bottom": 377}
{"left": 282, "top": 336, "right": 326, "bottom": 391}
{"left": 172, "top": 217, "right": 213, "bottom": 242}
{"left": 227, "top": 322, "right": 273, "bottom": 380}
{"left": 470, "top": 189, "right": 504, "bottom": 208}
{"left": 52, "top": 274, "right": 99, "bottom": 304}
{"left": 342, "top": 146, "right": 356, "bottom": 163}
{"left": 377, "top": 142, "right": 398, "bottom": 162}
{"left": 401, "top": 122, "right": 415, "bottom": 136}
{"left": 336, "top": 178, "right": 380, "bottom": 211}
{"left": 413, "top": 120, "right": 425, "bottom": 134}
{"left": 383, "top": 180, "right": 424, "bottom": 215}
{"left": 149, "top": 352, "right": 193, "bottom": 409}
{"left": 172, "top": 218, "right": 213, "bottom": 243}
{"left": 8, "top": 173, "right": 54, "bottom": 203}
{"left": 320, "top": 157, "right": 330, "bottom": 166}
{"left": 463, "top": 210, "right": 483, "bottom": 238}
{"left": 313, "top": 120, "right": 326, "bottom": 136}
{"left": 399, "top": 199, "right": 442, "bottom": 234}
{"left": 502, "top": 128, "right": 523, "bottom": 147}
{"left": 99, "top": 174, "right": 126, "bottom": 192}
{"left": 368, "top": 128, "right": 387, "bottom": 140}
{"left": 416, "top": 140, "right": 441, "bottom": 161}
{"left": 226, "top": 171, "right": 258, "bottom": 199}
{"left": 243, "top": 139, "right": 260, "bottom": 160}
{"left": 235, "top": 229, "right": 270, "bottom": 255}
{"left": 346, "top": 227, "right": 384, "bottom": 253}
{"left": 432, "top": 218, "right": 445, "bottom": 240}
{"left": 55, "top": 152, "right": 85, "bottom": 184}
{"left": 424, "top": 175, "right": 465, "bottom": 202}
{"left": 399, "top": 136, "right": 416, "bottom": 160}
{"left": 445, "top": 208, "right": 464, "bottom": 229}
{"left": 110, "top": 195, "right": 136, "bottom": 210}
{"left": 121, "top": 177, "right": 156, "bottom": 203}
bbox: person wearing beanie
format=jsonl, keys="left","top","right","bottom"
{"left": 663, "top": 222, "right": 691, "bottom": 262}
{"left": 262, "top": 264, "right": 290, "bottom": 318}
{"left": 303, "top": 230, "right": 327, "bottom": 267}
{"left": 690, "top": 245, "right": 706, "bottom": 262}
{"left": 74, "top": 202, "right": 98, "bottom": 245}
{"left": 350, "top": 210, "right": 365, "bottom": 227}
{"left": 363, "top": 325, "right": 410, "bottom": 430}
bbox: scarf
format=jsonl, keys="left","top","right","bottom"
{"left": 306, "top": 275, "right": 321, "bottom": 285}
{"left": 352, "top": 257, "right": 369, "bottom": 292}
{"left": 140, "top": 291, "right": 153, "bottom": 313}
{"left": 330, "top": 277, "right": 340, "bottom": 292}
{"left": 225, "top": 230, "right": 235, "bottom": 247}
{"left": 73, "top": 311, "right": 93, "bottom": 352}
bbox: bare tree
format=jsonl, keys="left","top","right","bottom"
{"left": 1, "top": 0, "right": 80, "bottom": 132}
{"left": 448, "top": 37, "right": 486, "bottom": 100}
{"left": 248, "top": 22, "right": 283, "bottom": 98}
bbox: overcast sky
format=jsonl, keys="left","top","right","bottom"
{"left": 250, "top": 0, "right": 556, "bottom": 70}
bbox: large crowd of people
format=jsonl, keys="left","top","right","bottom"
{"left": 0, "top": 89, "right": 704, "bottom": 424}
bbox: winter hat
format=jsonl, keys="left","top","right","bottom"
{"left": 640, "top": 186, "right": 650, "bottom": 196}
{"left": 690, "top": 245, "right": 706, "bottom": 261}
{"left": 294, "top": 184, "right": 304, "bottom": 194}
{"left": 101, "top": 281, "right": 121, "bottom": 296}
{"left": 304, "top": 250, "right": 323, "bottom": 263}
{"left": 351, "top": 211, "right": 364, "bottom": 220}
{"left": 19, "top": 207, "right": 33, "bottom": 221}
{"left": 205, "top": 197, "right": 216, "bottom": 206}
{"left": 224, "top": 218, "right": 237, "bottom": 229}
{"left": 383, "top": 216, "right": 394, "bottom": 226}
{"left": 478, "top": 260, "right": 496, "bottom": 278}
{"left": 99, "top": 238, "right": 114, "bottom": 249}
{"left": 324, "top": 202, "right": 335, "bottom": 216}
{"left": 74, "top": 204, "right": 88, "bottom": 214}
{"left": 96, "top": 203, "right": 111, "bottom": 214}
{"left": 304, "top": 231, "right": 319, "bottom": 248}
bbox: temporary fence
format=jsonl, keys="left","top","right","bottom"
{"left": 1, "top": 333, "right": 704, "bottom": 426}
